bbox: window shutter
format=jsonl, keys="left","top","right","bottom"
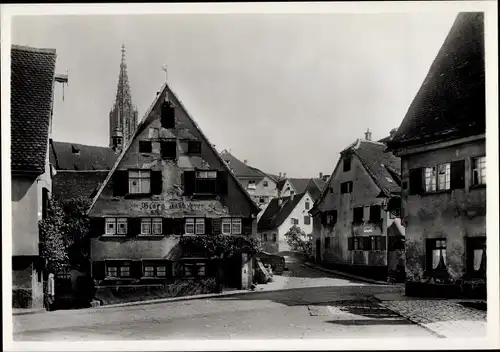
{"left": 205, "top": 218, "right": 213, "bottom": 235}
{"left": 183, "top": 171, "right": 196, "bottom": 195}
{"left": 161, "top": 102, "right": 175, "bottom": 129}
{"left": 92, "top": 261, "right": 105, "bottom": 280}
{"left": 347, "top": 237, "right": 353, "bottom": 251}
{"left": 130, "top": 261, "right": 142, "bottom": 279}
{"left": 212, "top": 218, "right": 222, "bottom": 235}
{"left": 340, "top": 183, "right": 346, "bottom": 194}
{"left": 173, "top": 218, "right": 185, "bottom": 235}
{"left": 450, "top": 160, "right": 465, "bottom": 190}
{"left": 112, "top": 170, "right": 128, "bottom": 196}
{"left": 380, "top": 236, "right": 387, "bottom": 251}
{"left": 163, "top": 218, "right": 174, "bottom": 235}
{"left": 242, "top": 218, "right": 253, "bottom": 234}
{"left": 90, "top": 218, "right": 105, "bottom": 236}
{"left": 409, "top": 168, "right": 424, "bottom": 195}
{"left": 332, "top": 210, "right": 338, "bottom": 225}
{"left": 151, "top": 171, "right": 163, "bottom": 195}
{"left": 216, "top": 171, "right": 228, "bottom": 195}
{"left": 362, "top": 237, "right": 371, "bottom": 250}
{"left": 129, "top": 218, "right": 141, "bottom": 236}
{"left": 370, "top": 205, "right": 382, "bottom": 222}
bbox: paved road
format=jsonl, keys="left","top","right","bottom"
{"left": 13, "top": 264, "right": 436, "bottom": 340}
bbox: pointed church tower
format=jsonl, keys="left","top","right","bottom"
{"left": 109, "top": 44, "right": 139, "bottom": 152}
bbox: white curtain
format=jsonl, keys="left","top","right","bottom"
{"left": 473, "top": 249, "right": 484, "bottom": 271}
{"left": 432, "top": 249, "right": 441, "bottom": 269}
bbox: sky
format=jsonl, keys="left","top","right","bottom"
{"left": 12, "top": 12, "right": 459, "bottom": 178}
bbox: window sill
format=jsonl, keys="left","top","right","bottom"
{"left": 140, "top": 276, "right": 168, "bottom": 280}
{"left": 138, "top": 234, "right": 165, "bottom": 238}
{"left": 103, "top": 277, "right": 135, "bottom": 281}
{"left": 101, "top": 234, "right": 128, "bottom": 238}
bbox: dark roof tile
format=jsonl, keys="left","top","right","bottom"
{"left": 52, "top": 171, "right": 109, "bottom": 200}
{"left": 11, "top": 45, "right": 57, "bottom": 173}
{"left": 50, "top": 141, "right": 118, "bottom": 170}
{"left": 258, "top": 193, "right": 306, "bottom": 231}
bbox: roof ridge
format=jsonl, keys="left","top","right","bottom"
{"left": 12, "top": 44, "right": 56, "bottom": 54}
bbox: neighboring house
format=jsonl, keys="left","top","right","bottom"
{"left": 277, "top": 176, "right": 327, "bottom": 201}
{"left": 309, "top": 130, "right": 405, "bottom": 282}
{"left": 11, "top": 45, "right": 58, "bottom": 308}
{"left": 386, "top": 12, "right": 486, "bottom": 298}
{"left": 87, "top": 80, "right": 261, "bottom": 291}
{"left": 257, "top": 192, "right": 314, "bottom": 253}
{"left": 220, "top": 150, "right": 279, "bottom": 208}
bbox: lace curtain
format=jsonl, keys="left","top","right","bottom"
{"left": 473, "top": 249, "right": 484, "bottom": 271}
{"left": 432, "top": 249, "right": 446, "bottom": 269}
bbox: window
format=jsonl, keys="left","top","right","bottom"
{"left": 143, "top": 262, "right": 167, "bottom": 278}
{"left": 141, "top": 218, "right": 162, "bottom": 235}
{"left": 272, "top": 234, "right": 277, "bottom": 242}
{"left": 161, "top": 102, "right": 175, "bottom": 129}
{"left": 427, "top": 239, "right": 447, "bottom": 271}
{"left": 107, "top": 265, "right": 118, "bottom": 278}
{"left": 353, "top": 237, "right": 362, "bottom": 250}
{"left": 185, "top": 218, "right": 195, "bottom": 235}
{"left": 195, "top": 218, "right": 205, "bottom": 234}
{"left": 291, "top": 218, "right": 299, "bottom": 225}
{"left": 248, "top": 181, "right": 256, "bottom": 190}
{"left": 343, "top": 157, "right": 351, "bottom": 172}
{"left": 106, "top": 262, "right": 130, "bottom": 278}
{"left": 105, "top": 218, "right": 127, "bottom": 235}
{"left": 139, "top": 141, "right": 152, "bottom": 153}
{"left": 305, "top": 201, "right": 310, "bottom": 210}
{"left": 325, "top": 210, "right": 337, "bottom": 226}
{"left": 232, "top": 219, "right": 242, "bottom": 234}
{"left": 259, "top": 198, "right": 265, "bottom": 204}
{"left": 187, "top": 141, "right": 201, "bottom": 154}
{"left": 369, "top": 205, "right": 381, "bottom": 223}
{"left": 263, "top": 233, "right": 268, "bottom": 242}
{"left": 263, "top": 181, "right": 268, "bottom": 187}
{"left": 353, "top": 207, "right": 364, "bottom": 223}
{"left": 144, "top": 265, "right": 155, "bottom": 277}
{"left": 340, "top": 181, "right": 353, "bottom": 194}
{"left": 161, "top": 141, "right": 177, "bottom": 159}
{"left": 472, "top": 156, "right": 486, "bottom": 186}
{"left": 222, "top": 219, "right": 231, "bottom": 235}
{"left": 290, "top": 191, "right": 295, "bottom": 196}
{"left": 371, "top": 236, "right": 383, "bottom": 250}
{"left": 467, "top": 237, "right": 486, "bottom": 277}
{"left": 129, "top": 170, "right": 151, "bottom": 194}
{"left": 195, "top": 171, "right": 217, "bottom": 194}
{"left": 42, "top": 187, "right": 49, "bottom": 219}
{"left": 157, "top": 265, "right": 167, "bottom": 277}
{"left": 325, "top": 237, "right": 330, "bottom": 249}
{"left": 304, "top": 216, "right": 311, "bottom": 225}
{"left": 183, "top": 262, "right": 206, "bottom": 278}
{"left": 425, "top": 163, "right": 450, "bottom": 192}
{"left": 222, "top": 218, "right": 242, "bottom": 234}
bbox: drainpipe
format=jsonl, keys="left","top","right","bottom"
{"left": 381, "top": 198, "right": 390, "bottom": 280}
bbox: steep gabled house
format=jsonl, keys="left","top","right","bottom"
{"left": 309, "top": 130, "right": 405, "bottom": 281}
{"left": 257, "top": 192, "right": 314, "bottom": 254}
{"left": 220, "top": 150, "right": 278, "bottom": 207}
{"left": 386, "top": 12, "right": 486, "bottom": 298}
{"left": 87, "top": 80, "right": 261, "bottom": 290}
{"left": 11, "top": 45, "right": 58, "bottom": 309}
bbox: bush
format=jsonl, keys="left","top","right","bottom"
{"left": 13, "top": 289, "right": 32, "bottom": 308}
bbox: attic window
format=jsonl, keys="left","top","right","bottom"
{"left": 161, "top": 102, "right": 175, "bottom": 129}
{"left": 340, "top": 181, "right": 353, "bottom": 194}
{"left": 139, "top": 141, "right": 152, "bottom": 153}
{"left": 71, "top": 145, "right": 80, "bottom": 155}
{"left": 187, "top": 141, "right": 201, "bottom": 154}
{"left": 161, "top": 141, "right": 177, "bottom": 159}
{"left": 343, "top": 157, "right": 351, "bottom": 172}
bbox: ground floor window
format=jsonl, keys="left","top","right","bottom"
{"left": 143, "top": 261, "right": 168, "bottom": 278}
{"left": 467, "top": 237, "right": 486, "bottom": 277}
{"left": 183, "top": 262, "right": 206, "bottom": 278}
{"left": 426, "top": 238, "right": 447, "bottom": 271}
{"left": 370, "top": 236, "right": 383, "bottom": 250}
{"left": 106, "top": 261, "right": 130, "bottom": 278}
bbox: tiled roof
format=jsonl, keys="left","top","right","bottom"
{"left": 52, "top": 171, "right": 109, "bottom": 200}
{"left": 277, "top": 178, "right": 311, "bottom": 193}
{"left": 258, "top": 192, "right": 306, "bottom": 231}
{"left": 220, "top": 150, "right": 265, "bottom": 180}
{"left": 11, "top": 45, "right": 57, "bottom": 174}
{"left": 308, "top": 178, "right": 327, "bottom": 201}
{"left": 346, "top": 140, "right": 401, "bottom": 195}
{"left": 388, "top": 12, "right": 485, "bottom": 149}
{"left": 50, "top": 140, "right": 118, "bottom": 170}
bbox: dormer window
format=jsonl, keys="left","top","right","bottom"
{"left": 161, "top": 102, "right": 175, "bottom": 129}
{"left": 343, "top": 157, "right": 351, "bottom": 172}
{"left": 71, "top": 145, "right": 80, "bottom": 155}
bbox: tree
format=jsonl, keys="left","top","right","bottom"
{"left": 284, "top": 225, "right": 312, "bottom": 256}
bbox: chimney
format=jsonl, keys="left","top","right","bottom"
{"left": 389, "top": 128, "right": 397, "bottom": 137}
{"left": 319, "top": 172, "right": 323, "bottom": 179}
{"left": 279, "top": 172, "right": 282, "bottom": 178}
{"left": 244, "top": 159, "right": 247, "bottom": 165}
{"left": 365, "top": 128, "right": 372, "bottom": 141}
{"left": 284, "top": 172, "right": 287, "bottom": 178}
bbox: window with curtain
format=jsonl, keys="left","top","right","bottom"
{"left": 428, "top": 239, "right": 447, "bottom": 270}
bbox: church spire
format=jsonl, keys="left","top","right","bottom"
{"left": 109, "top": 44, "right": 138, "bottom": 152}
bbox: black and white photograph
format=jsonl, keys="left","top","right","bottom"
{"left": 2, "top": 2, "right": 498, "bottom": 350}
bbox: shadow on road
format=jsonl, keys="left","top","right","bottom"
{"left": 326, "top": 319, "right": 411, "bottom": 326}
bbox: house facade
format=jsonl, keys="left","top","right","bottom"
{"left": 220, "top": 150, "right": 279, "bottom": 208}
{"left": 11, "top": 45, "right": 58, "bottom": 308}
{"left": 309, "top": 132, "right": 405, "bottom": 281}
{"left": 257, "top": 192, "right": 314, "bottom": 253}
{"left": 87, "top": 81, "right": 260, "bottom": 290}
{"left": 386, "top": 13, "right": 486, "bottom": 298}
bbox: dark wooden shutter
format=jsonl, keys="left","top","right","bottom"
{"left": 409, "top": 168, "right": 424, "bottom": 195}
{"left": 151, "top": 171, "right": 163, "bottom": 195}
{"left": 131, "top": 261, "right": 142, "bottom": 279}
{"left": 332, "top": 210, "right": 338, "bottom": 225}
{"left": 183, "top": 171, "right": 196, "bottom": 195}
{"left": 173, "top": 218, "right": 185, "bottom": 235}
{"left": 450, "top": 160, "right": 465, "bottom": 190}
{"left": 161, "top": 102, "right": 175, "bottom": 129}
{"left": 347, "top": 237, "right": 354, "bottom": 250}
{"left": 362, "top": 237, "right": 371, "bottom": 250}
{"left": 129, "top": 218, "right": 141, "bottom": 236}
{"left": 205, "top": 218, "right": 213, "bottom": 235}
{"left": 212, "top": 218, "right": 222, "bottom": 235}
{"left": 112, "top": 170, "right": 128, "bottom": 196}
{"left": 216, "top": 171, "right": 228, "bottom": 195}
{"left": 380, "top": 236, "right": 387, "bottom": 251}
{"left": 340, "top": 183, "right": 346, "bottom": 194}
{"left": 370, "top": 205, "right": 381, "bottom": 222}
{"left": 90, "top": 218, "right": 105, "bottom": 237}
{"left": 242, "top": 218, "right": 253, "bottom": 234}
{"left": 92, "top": 261, "right": 106, "bottom": 280}
{"left": 163, "top": 218, "right": 175, "bottom": 235}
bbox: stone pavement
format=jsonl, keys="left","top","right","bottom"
{"left": 374, "top": 293, "right": 487, "bottom": 338}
